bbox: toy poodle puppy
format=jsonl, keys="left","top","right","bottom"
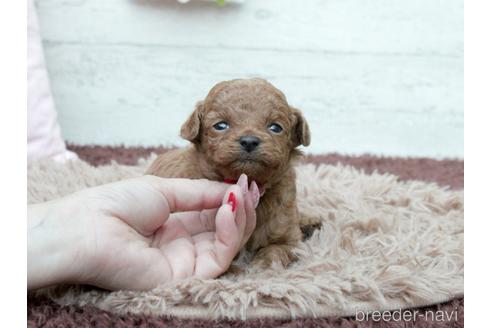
{"left": 146, "top": 78, "right": 311, "bottom": 268}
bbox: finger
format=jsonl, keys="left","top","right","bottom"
{"left": 193, "top": 249, "right": 226, "bottom": 279}
{"left": 192, "top": 234, "right": 216, "bottom": 256}
{"left": 152, "top": 221, "right": 190, "bottom": 245}
{"left": 194, "top": 204, "right": 237, "bottom": 278}
{"left": 234, "top": 174, "right": 256, "bottom": 248}
{"left": 87, "top": 178, "right": 174, "bottom": 236}
{"left": 143, "top": 175, "right": 230, "bottom": 213}
{"left": 167, "top": 208, "right": 218, "bottom": 235}
{"left": 215, "top": 186, "right": 244, "bottom": 249}
{"left": 192, "top": 231, "right": 215, "bottom": 246}
{"left": 224, "top": 185, "right": 247, "bottom": 238}
{"left": 240, "top": 189, "right": 257, "bottom": 248}
{"left": 195, "top": 186, "right": 247, "bottom": 279}
{"left": 160, "top": 238, "right": 196, "bottom": 279}
{"left": 215, "top": 186, "right": 246, "bottom": 260}
{"left": 106, "top": 176, "right": 227, "bottom": 236}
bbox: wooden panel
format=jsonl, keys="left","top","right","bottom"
{"left": 44, "top": 43, "right": 463, "bottom": 157}
{"left": 36, "top": 0, "right": 463, "bottom": 55}
{"left": 36, "top": 0, "right": 463, "bottom": 157}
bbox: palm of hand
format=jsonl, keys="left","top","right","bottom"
{"left": 78, "top": 177, "right": 253, "bottom": 291}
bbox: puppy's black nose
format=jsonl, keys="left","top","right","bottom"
{"left": 239, "top": 135, "right": 261, "bottom": 153}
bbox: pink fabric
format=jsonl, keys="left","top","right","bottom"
{"left": 27, "top": 0, "right": 77, "bottom": 163}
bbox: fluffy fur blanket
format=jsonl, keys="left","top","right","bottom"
{"left": 28, "top": 157, "right": 463, "bottom": 320}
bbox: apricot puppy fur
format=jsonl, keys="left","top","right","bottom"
{"left": 146, "top": 78, "right": 310, "bottom": 268}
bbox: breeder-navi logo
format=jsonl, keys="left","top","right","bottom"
{"left": 355, "top": 308, "right": 458, "bottom": 322}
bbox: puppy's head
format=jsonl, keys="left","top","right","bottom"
{"left": 180, "top": 78, "right": 310, "bottom": 186}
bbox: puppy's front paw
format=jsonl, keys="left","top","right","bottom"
{"left": 301, "top": 223, "right": 322, "bottom": 240}
{"left": 251, "top": 244, "right": 297, "bottom": 269}
{"left": 250, "top": 258, "right": 289, "bottom": 271}
{"left": 225, "top": 264, "right": 246, "bottom": 275}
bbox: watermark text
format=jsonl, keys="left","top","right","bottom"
{"left": 355, "top": 308, "right": 458, "bottom": 322}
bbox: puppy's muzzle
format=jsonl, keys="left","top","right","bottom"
{"left": 239, "top": 135, "right": 261, "bottom": 153}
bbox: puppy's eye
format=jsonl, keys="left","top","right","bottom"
{"left": 268, "top": 123, "right": 283, "bottom": 134}
{"left": 213, "top": 121, "right": 229, "bottom": 131}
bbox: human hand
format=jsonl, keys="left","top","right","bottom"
{"left": 27, "top": 174, "right": 258, "bottom": 291}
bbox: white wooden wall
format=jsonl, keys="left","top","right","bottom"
{"left": 36, "top": 0, "right": 463, "bottom": 158}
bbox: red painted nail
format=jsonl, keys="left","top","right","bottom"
{"left": 227, "top": 192, "right": 237, "bottom": 212}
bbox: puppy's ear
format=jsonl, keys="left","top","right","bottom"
{"left": 180, "top": 101, "right": 204, "bottom": 143}
{"left": 291, "top": 108, "right": 311, "bottom": 147}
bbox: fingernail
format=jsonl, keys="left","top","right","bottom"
{"left": 227, "top": 192, "right": 237, "bottom": 212}
{"left": 250, "top": 181, "right": 260, "bottom": 208}
{"left": 237, "top": 174, "right": 248, "bottom": 194}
